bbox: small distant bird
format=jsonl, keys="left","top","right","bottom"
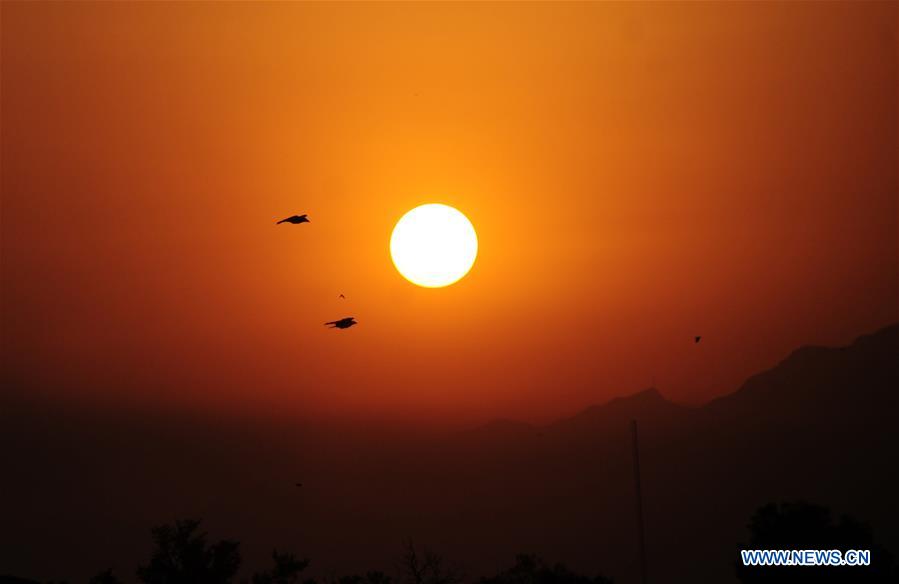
{"left": 338, "top": 294, "right": 346, "bottom": 299}
{"left": 695, "top": 336, "right": 701, "bottom": 344}
{"left": 277, "top": 214, "right": 309, "bottom": 225}
{"left": 295, "top": 482, "right": 303, "bottom": 488}
{"left": 325, "top": 317, "right": 357, "bottom": 329}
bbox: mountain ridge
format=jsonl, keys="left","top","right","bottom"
{"left": 465, "top": 323, "right": 898, "bottom": 435}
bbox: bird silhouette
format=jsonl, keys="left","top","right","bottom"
{"left": 277, "top": 214, "right": 309, "bottom": 225}
{"left": 325, "top": 317, "right": 357, "bottom": 329}
{"left": 338, "top": 294, "right": 346, "bottom": 299}
{"left": 695, "top": 336, "right": 701, "bottom": 344}
{"left": 295, "top": 482, "right": 303, "bottom": 488}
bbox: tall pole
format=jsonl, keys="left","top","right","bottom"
{"left": 631, "top": 419, "right": 648, "bottom": 584}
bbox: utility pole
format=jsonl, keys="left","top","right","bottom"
{"left": 631, "top": 419, "right": 648, "bottom": 584}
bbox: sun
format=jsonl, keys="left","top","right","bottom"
{"left": 390, "top": 204, "right": 478, "bottom": 288}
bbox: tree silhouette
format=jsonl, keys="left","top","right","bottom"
{"left": 251, "top": 550, "right": 310, "bottom": 584}
{"left": 397, "top": 540, "right": 463, "bottom": 584}
{"left": 735, "top": 501, "right": 898, "bottom": 583}
{"left": 136, "top": 519, "right": 240, "bottom": 584}
{"left": 478, "top": 554, "right": 613, "bottom": 584}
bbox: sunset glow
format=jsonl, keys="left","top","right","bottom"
{"left": 2, "top": 1, "right": 896, "bottom": 420}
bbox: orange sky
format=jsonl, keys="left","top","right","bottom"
{"left": 2, "top": 2, "right": 897, "bottom": 424}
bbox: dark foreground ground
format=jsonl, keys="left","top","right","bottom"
{"left": 2, "top": 325, "right": 897, "bottom": 583}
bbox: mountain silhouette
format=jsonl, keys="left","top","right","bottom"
{"left": 705, "top": 325, "right": 898, "bottom": 420}
{"left": 1, "top": 325, "right": 895, "bottom": 583}
{"left": 550, "top": 386, "right": 690, "bottom": 435}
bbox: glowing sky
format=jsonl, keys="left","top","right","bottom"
{"left": 2, "top": 2, "right": 896, "bottom": 423}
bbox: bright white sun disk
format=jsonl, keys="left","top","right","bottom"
{"left": 390, "top": 204, "right": 478, "bottom": 288}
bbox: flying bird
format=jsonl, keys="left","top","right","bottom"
{"left": 325, "top": 317, "right": 357, "bottom": 329}
{"left": 277, "top": 214, "right": 309, "bottom": 225}
{"left": 695, "top": 336, "right": 701, "bottom": 344}
{"left": 338, "top": 294, "right": 346, "bottom": 299}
